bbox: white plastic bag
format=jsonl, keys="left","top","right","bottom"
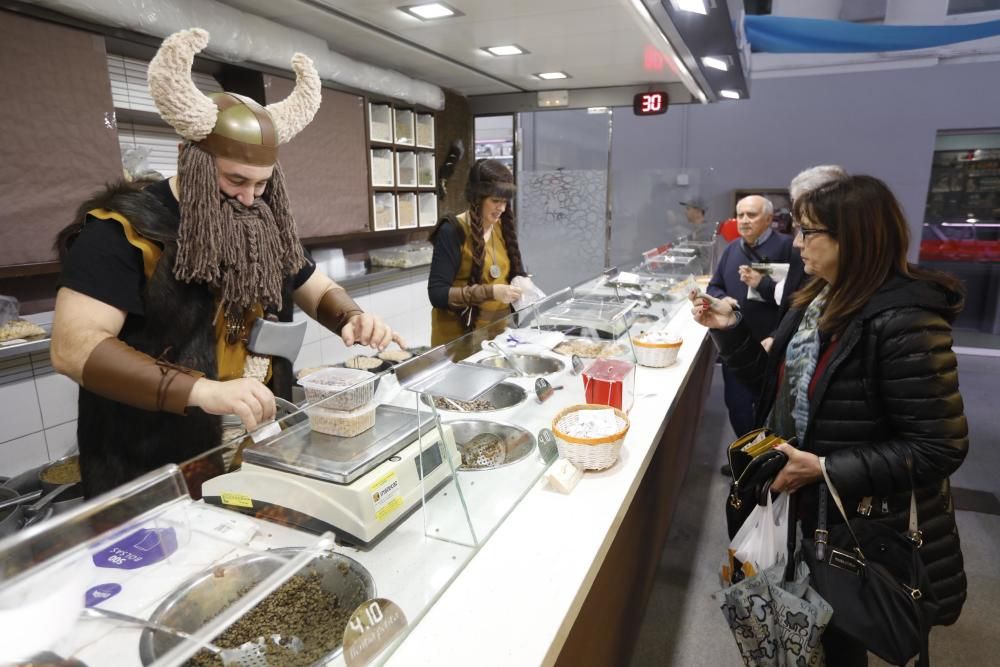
{"left": 511, "top": 275, "right": 546, "bottom": 311}
{"left": 721, "top": 492, "right": 790, "bottom": 585}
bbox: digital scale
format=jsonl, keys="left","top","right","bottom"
{"left": 202, "top": 404, "right": 459, "bottom": 546}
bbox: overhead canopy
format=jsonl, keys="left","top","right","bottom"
{"left": 744, "top": 15, "right": 1000, "bottom": 53}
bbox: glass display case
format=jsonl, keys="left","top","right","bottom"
{"left": 396, "top": 192, "right": 418, "bottom": 229}
{"left": 0, "top": 263, "right": 696, "bottom": 667}
{"left": 417, "top": 152, "right": 435, "bottom": 189}
{"left": 368, "top": 103, "right": 393, "bottom": 144}
{"left": 395, "top": 151, "right": 416, "bottom": 188}
{"left": 415, "top": 113, "right": 434, "bottom": 149}
{"left": 418, "top": 193, "right": 438, "bottom": 228}
{"left": 372, "top": 192, "right": 396, "bottom": 231}
{"left": 393, "top": 109, "right": 414, "bottom": 146}
{"left": 370, "top": 148, "right": 394, "bottom": 187}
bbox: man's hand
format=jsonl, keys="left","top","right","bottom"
{"left": 761, "top": 336, "right": 774, "bottom": 352}
{"left": 189, "top": 377, "right": 276, "bottom": 431}
{"left": 493, "top": 284, "right": 522, "bottom": 304}
{"left": 738, "top": 265, "right": 763, "bottom": 289}
{"left": 721, "top": 296, "right": 740, "bottom": 309}
{"left": 770, "top": 442, "right": 822, "bottom": 494}
{"left": 689, "top": 290, "right": 738, "bottom": 330}
{"left": 341, "top": 313, "right": 406, "bottom": 351}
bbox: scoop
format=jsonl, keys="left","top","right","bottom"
{"left": 82, "top": 606, "right": 300, "bottom": 667}
{"left": 487, "top": 341, "right": 525, "bottom": 376}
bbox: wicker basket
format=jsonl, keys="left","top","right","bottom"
{"left": 552, "top": 404, "right": 631, "bottom": 470}
{"left": 633, "top": 335, "right": 683, "bottom": 368}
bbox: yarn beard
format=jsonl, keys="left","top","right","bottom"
{"left": 174, "top": 143, "right": 305, "bottom": 319}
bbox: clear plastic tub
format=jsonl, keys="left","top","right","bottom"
{"left": 298, "top": 367, "right": 376, "bottom": 410}
{"left": 308, "top": 402, "right": 378, "bottom": 437}
{"left": 369, "top": 242, "right": 434, "bottom": 268}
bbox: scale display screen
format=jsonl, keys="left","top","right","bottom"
{"left": 415, "top": 441, "right": 443, "bottom": 480}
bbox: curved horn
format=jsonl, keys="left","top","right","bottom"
{"left": 147, "top": 28, "right": 218, "bottom": 141}
{"left": 265, "top": 54, "right": 322, "bottom": 144}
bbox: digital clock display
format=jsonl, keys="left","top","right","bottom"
{"left": 633, "top": 91, "right": 668, "bottom": 116}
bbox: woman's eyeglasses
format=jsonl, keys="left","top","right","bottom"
{"left": 793, "top": 223, "right": 832, "bottom": 240}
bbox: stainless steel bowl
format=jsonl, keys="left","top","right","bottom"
{"left": 138, "top": 547, "right": 375, "bottom": 665}
{"left": 474, "top": 353, "right": 566, "bottom": 377}
{"left": 449, "top": 420, "right": 537, "bottom": 470}
{"left": 421, "top": 381, "right": 528, "bottom": 412}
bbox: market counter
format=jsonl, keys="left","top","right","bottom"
{"left": 386, "top": 309, "right": 713, "bottom": 666}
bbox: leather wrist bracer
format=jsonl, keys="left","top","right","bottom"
{"left": 82, "top": 337, "right": 204, "bottom": 414}
{"left": 316, "top": 287, "right": 364, "bottom": 335}
{"left": 447, "top": 284, "right": 494, "bottom": 310}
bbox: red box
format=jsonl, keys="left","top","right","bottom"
{"left": 582, "top": 358, "right": 635, "bottom": 411}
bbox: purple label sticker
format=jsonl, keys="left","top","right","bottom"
{"left": 85, "top": 583, "right": 123, "bottom": 608}
{"left": 92, "top": 527, "right": 178, "bottom": 570}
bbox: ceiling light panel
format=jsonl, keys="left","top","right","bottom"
{"left": 484, "top": 45, "right": 527, "bottom": 56}
{"left": 701, "top": 56, "right": 728, "bottom": 71}
{"left": 536, "top": 71, "right": 569, "bottom": 80}
{"left": 720, "top": 89, "right": 741, "bottom": 99}
{"left": 400, "top": 3, "right": 460, "bottom": 20}
{"left": 674, "top": 0, "right": 708, "bottom": 14}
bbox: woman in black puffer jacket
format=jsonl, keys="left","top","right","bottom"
{"left": 693, "top": 175, "right": 967, "bottom": 666}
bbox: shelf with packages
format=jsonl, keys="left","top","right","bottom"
{"left": 0, "top": 262, "right": 716, "bottom": 666}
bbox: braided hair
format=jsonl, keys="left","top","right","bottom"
{"left": 464, "top": 159, "right": 524, "bottom": 327}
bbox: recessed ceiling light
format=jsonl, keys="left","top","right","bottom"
{"left": 702, "top": 56, "right": 728, "bottom": 71}
{"left": 674, "top": 0, "right": 708, "bottom": 15}
{"left": 720, "top": 89, "right": 741, "bottom": 99}
{"left": 536, "top": 71, "right": 569, "bottom": 80}
{"left": 484, "top": 45, "right": 527, "bottom": 56}
{"left": 400, "top": 3, "right": 460, "bottom": 20}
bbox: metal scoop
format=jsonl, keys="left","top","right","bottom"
{"left": 459, "top": 433, "right": 506, "bottom": 468}
{"left": 82, "top": 606, "right": 301, "bottom": 667}
{"left": 487, "top": 341, "right": 525, "bottom": 376}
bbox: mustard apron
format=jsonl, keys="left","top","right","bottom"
{"left": 431, "top": 212, "right": 513, "bottom": 347}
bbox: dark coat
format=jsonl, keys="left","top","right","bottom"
{"left": 712, "top": 274, "right": 968, "bottom": 624}
{"left": 57, "top": 183, "right": 296, "bottom": 499}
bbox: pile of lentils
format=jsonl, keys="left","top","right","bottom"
{"left": 187, "top": 570, "right": 357, "bottom": 667}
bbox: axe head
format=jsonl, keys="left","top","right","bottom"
{"left": 247, "top": 318, "right": 307, "bottom": 363}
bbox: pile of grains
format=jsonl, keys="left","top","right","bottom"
{"left": 40, "top": 457, "right": 81, "bottom": 485}
{"left": 377, "top": 348, "right": 413, "bottom": 363}
{"left": 433, "top": 397, "right": 496, "bottom": 411}
{"left": 187, "top": 569, "right": 361, "bottom": 667}
{"left": 344, "top": 356, "right": 385, "bottom": 371}
{"left": 554, "top": 340, "right": 627, "bottom": 358}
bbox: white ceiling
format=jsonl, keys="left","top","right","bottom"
{"left": 219, "top": 0, "right": 685, "bottom": 96}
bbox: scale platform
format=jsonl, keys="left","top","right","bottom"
{"left": 202, "top": 405, "right": 459, "bottom": 545}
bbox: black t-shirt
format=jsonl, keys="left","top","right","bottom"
{"left": 59, "top": 179, "right": 316, "bottom": 322}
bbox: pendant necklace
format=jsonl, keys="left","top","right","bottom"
{"left": 488, "top": 223, "right": 502, "bottom": 279}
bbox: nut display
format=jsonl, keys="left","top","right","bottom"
{"left": 298, "top": 368, "right": 376, "bottom": 411}
{"left": 433, "top": 397, "right": 496, "bottom": 411}
{"left": 377, "top": 348, "right": 413, "bottom": 363}
{"left": 345, "top": 355, "right": 385, "bottom": 371}
{"left": 188, "top": 570, "right": 358, "bottom": 667}
{"left": 554, "top": 340, "right": 628, "bottom": 358}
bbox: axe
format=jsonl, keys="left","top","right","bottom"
{"left": 246, "top": 317, "right": 307, "bottom": 363}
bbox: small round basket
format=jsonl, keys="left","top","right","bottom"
{"left": 551, "top": 404, "right": 630, "bottom": 470}
{"left": 633, "top": 335, "right": 682, "bottom": 368}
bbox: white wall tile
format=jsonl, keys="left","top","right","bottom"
{"left": 34, "top": 371, "right": 79, "bottom": 428}
{"left": 0, "top": 431, "right": 49, "bottom": 476}
{"left": 0, "top": 377, "right": 44, "bottom": 443}
{"left": 44, "top": 421, "right": 77, "bottom": 460}
{"left": 320, "top": 336, "right": 351, "bottom": 365}
{"left": 294, "top": 340, "right": 324, "bottom": 375}
{"left": 370, "top": 283, "right": 411, "bottom": 319}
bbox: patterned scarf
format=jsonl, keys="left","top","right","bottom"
{"left": 767, "top": 285, "right": 831, "bottom": 443}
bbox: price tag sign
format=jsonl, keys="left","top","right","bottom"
{"left": 342, "top": 598, "right": 408, "bottom": 667}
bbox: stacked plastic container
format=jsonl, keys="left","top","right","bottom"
{"left": 297, "top": 368, "right": 379, "bottom": 437}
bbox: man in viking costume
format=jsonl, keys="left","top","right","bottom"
{"left": 51, "top": 29, "right": 401, "bottom": 498}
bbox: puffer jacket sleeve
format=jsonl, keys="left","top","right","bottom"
{"left": 824, "top": 307, "right": 968, "bottom": 498}
{"left": 710, "top": 320, "right": 770, "bottom": 397}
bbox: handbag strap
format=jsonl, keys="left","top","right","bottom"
{"left": 818, "top": 458, "right": 865, "bottom": 556}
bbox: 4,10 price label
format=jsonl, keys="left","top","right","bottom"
{"left": 342, "top": 598, "right": 408, "bottom": 667}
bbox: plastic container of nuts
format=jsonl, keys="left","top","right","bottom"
{"left": 298, "top": 368, "right": 376, "bottom": 411}
{"left": 308, "top": 402, "right": 377, "bottom": 437}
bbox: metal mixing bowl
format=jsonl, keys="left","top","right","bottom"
{"left": 475, "top": 353, "right": 566, "bottom": 377}
{"left": 138, "top": 547, "right": 375, "bottom": 665}
{"left": 448, "top": 420, "right": 536, "bottom": 471}
{"left": 421, "top": 382, "right": 528, "bottom": 412}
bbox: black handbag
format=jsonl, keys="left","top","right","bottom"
{"left": 802, "top": 458, "right": 938, "bottom": 667}
{"left": 725, "top": 428, "right": 790, "bottom": 539}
